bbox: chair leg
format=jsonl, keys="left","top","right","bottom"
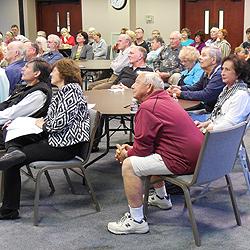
{"left": 80, "top": 167, "right": 100, "bottom": 212}
{"left": 120, "top": 116, "right": 127, "bottom": 134}
{"left": 238, "top": 143, "right": 250, "bottom": 192}
{"left": 44, "top": 170, "right": 55, "bottom": 195}
{"left": 63, "top": 169, "right": 76, "bottom": 194}
{"left": 225, "top": 175, "right": 242, "bottom": 226}
{"left": 242, "top": 141, "right": 250, "bottom": 171}
{"left": 33, "top": 170, "right": 44, "bottom": 226}
{"left": 182, "top": 185, "right": 201, "bottom": 247}
{"left": 143, "top": 176, "right": 151, "bottom": 219}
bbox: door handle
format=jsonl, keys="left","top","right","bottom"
{"left": 66, "top": 12, "right": 70, "bottom": 32}
{"left": 56, "top": 12, "right": 60, "bottom": 32}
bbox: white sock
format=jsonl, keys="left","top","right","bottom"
{"left": 155, "top": 186, "right": 167, "bottom": 198}
{"left": 129, "top": 205, "right": 144, "bottom": 222}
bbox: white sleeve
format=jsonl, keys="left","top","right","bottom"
{"left": 0, "top": 90, "right": 47, "bottom": 125}
{"left": 111, "top": 49, "right": 130, "bottom": 75}
{"left": 213, "top": 91, "right": 250, "bottom": 130}
{"left": 0, "top": 69, "right": 10, "bottom": 102}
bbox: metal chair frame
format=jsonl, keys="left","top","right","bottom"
{"left": 26, "top": 109, "right": 101, "bottom": 225}
{"left": 143, "top": 122, "right": 247, "bottom": 247}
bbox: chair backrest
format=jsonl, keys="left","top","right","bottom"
{"left": 78, "top": 109, "right": 100, "bottom": 163}
{"left": 106, "top": 45, "right": 111, "bottom": 60}
{"left": 191, "top": 121, "right": 247, "bottom": 185}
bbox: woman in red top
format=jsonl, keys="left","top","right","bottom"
{"left": 60, "top": 27, "right": 75, "bottom": 47}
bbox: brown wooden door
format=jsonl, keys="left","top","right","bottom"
{"left": 180, "top": 0, "right": 244, "bottom": 50}
{"left": 36, "top": 1, "right": 82, "bottom": 37}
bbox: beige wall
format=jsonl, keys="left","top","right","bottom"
{"left": 82, "top": 0, "right": 179, "bottom": 44}
{"left": 135, "top": 0, "right": 180, "bottom": 43}
{"left": 0, "top": 0, "right": 19, "bottom": 34}
{"left": 244, "top": 0, "right": 250, "bottom": 40}
{"left": 23, "top": 0, "right": 37, "bottom": 41}
{"left": 82, "top": 0, "right": 130, "bottom": 45}
{"left": 0, "top": 0, "right": 249, "bottom": 44}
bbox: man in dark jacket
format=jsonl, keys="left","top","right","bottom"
{"left": 111, "top": 46, "right": 153, "bottom": 89}
{"left": 0, "top": 58, "right": 52, "bottom": 149}
{"left": 168, "top": 46, "right": 224, "bottom": 121}
{"left": 107, "top": 72, "right": 203, "bottom": 235}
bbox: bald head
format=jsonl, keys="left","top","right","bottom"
{"left": 5, "top": 41, "right": 24, "bottom": 63}
{"left": 138, "top": 72, "right": 164, "bottom": 89}
{"left": 132, "top": 72, "right": 164, "bottom": 102}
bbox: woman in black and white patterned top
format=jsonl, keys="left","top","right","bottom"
{"left": 0, "top": 58, "right": 90, "bottom": 220}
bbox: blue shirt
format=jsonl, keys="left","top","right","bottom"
{"left": 5, "top": 59, "right": 26, "bottom": 94}
{"left": 42, "top": 51, "right": 63, "bottom": 65}
{"left": 181, "top": 39, "right": 194, "bottom": 46}
{"left": 181, "top": 62, "right": 204, "bottom": 86}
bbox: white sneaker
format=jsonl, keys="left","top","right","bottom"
{"left": 107, "top": 212, "right": 149, "bottom": 235}
{"left": 148, "top": 192, "right": 172, "bottom": 210}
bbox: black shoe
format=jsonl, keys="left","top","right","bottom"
{"left": 0, "top": 150, "right": 26, "bottom": 171}
{"left": 91, "top": 146, "right": 99, "bottom": 153}
{"left": 165, "top": 181, "right": 184, "bottom": 195}
{"left": 0, "top": 209, "right": 20, "bottom": 220}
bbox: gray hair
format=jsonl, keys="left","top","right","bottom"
{"left": 210, "top": 27, "right": 219, "bottom": 33}
{"left": 203, "top": 46, "right": 222, "bottom": 65}
{"left": 37, "top": 30, "right": 46, "bottom": 38}
{"left": 152, "top": 36, "right": 164, "bottom": 45}
{"left": 10, "top": 41, "right": 25, "bottom": 58}
{"left": 179, "top": 46, "right": 200, "bottom": 62}
{"left": 60, "top": 27, "right": 68, "bottom": 34}
{"left": 48, "top": 34, "right": 61, "bottom": 46}
{"left": 36, "top": 36, "right": 48, "bottom": 53}
{"left": 120, "top": 34, "right": 132, "bottom": 46}
{"left": 170, "top": 31, "right": 182, "bottom": 40}
{"left": 130, "top": 45, "right": 147, "bottom": 61}
{"left": 138, "top": 72, "right": 164, "bottom": 89}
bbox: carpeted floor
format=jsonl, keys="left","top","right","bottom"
{"left": 0, "top": 125, "right": 249, "bottom": 250}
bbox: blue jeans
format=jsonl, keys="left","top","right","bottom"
{"left": 188, "top": 110, "right": 210, "bottom": 122}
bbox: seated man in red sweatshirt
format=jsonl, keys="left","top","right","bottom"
{"left": 107, "top": 72, "right": 204, "bottom": 235}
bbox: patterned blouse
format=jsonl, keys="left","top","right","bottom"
{"left": 153, "top": 45, "right": 183, "bottom": 75}
{"left": 44, "top": 83, "right": 90, "bottom": 147}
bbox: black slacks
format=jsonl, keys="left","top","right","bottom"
{"left": 2, "top": 136, "right": 84, "bottom": 210}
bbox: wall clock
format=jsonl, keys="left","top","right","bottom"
{"left": 110, "top": 0, "right": 127, "bottom": 10}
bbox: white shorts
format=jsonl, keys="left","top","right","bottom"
{"left": 129, "top": 153, "right": 173, "bottom": 177}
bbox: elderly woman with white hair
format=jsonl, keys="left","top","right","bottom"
{"left": 107, "top": 72, "right": 203, "bottom": 235}
{"left": 92, "top": 31, "right": 107, "bottom": 59}
{"left": 169, "top": 46, "right": 204, "bottom": 86}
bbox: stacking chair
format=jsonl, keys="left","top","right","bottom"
{"left": 239, "top": 141, "right": 250, "bottom": 191}
{"left": 143, "top": 121, "right": 247, "bottom": 247}
{"left": 238, "top": 116, "right": 250, "bottom": 192}
{"left": 27, "top": 109, "right": 101, "bottom": 225}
